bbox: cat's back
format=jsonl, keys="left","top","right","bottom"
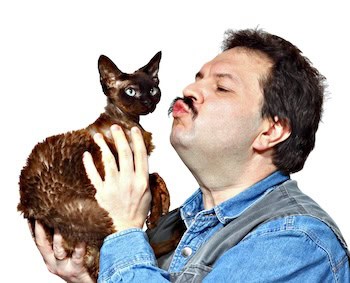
{"left": 18, "top": 128, "right": 102, "bottom": 218}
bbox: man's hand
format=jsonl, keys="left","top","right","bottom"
{"left": 31, "top": 125, "right": 151, "bottom": 282}
{"left": 33, "top": 221, "right": 94, "bottom": 283}
{"left": 83, "top": 125, "right": 151, "bottom": 231}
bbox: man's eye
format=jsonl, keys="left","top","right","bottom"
{"left": 217, "top": 86, "right": 229, "bottom": 92}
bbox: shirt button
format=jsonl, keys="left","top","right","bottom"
{"left": 181, "top": 247, "right": 193, "bottom": 258}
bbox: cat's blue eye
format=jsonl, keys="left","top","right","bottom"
{"left": 150, "top": 87, "right": 158, "bottom": 96}
{"left": 125, "top": 87, "right": 136, "bottom": 97}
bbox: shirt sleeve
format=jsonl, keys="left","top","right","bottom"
{"left": 98, "top": 228, "right": 170, "bottom": 282}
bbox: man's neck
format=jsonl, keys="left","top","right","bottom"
{"left": 191, "top": 159, "right": 278, "bottom": 210}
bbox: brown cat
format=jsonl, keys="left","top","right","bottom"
{"left": 18, "top": 52, "right": 170, "bottom": 280}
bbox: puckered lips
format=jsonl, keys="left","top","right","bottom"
{"left": 169, "top": 97, "right": 198, "bottom": 119}
{"left": 172, "top": 99, "right": 191, "bottom": 118}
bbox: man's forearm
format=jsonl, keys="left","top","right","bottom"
{"left": 98, "top": 228, "right": 170, "bottom": 282}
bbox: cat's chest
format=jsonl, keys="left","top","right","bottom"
{"left": 87, "top": 123, "right": 153, "bottom": 154}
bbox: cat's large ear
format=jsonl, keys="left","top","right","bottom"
{"left": 139, "top": 51, "right": 162, "bottom": 81}
{"left": 98, "top": 55, "right": 123, "bottom": 91}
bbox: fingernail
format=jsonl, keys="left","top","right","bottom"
{"left": 94, "top": 133, "right": 103, "bottom": 140}
{"left": 131, "top": 127, "right": 140, "bottom": 134}
{"left": 111, "top": 124, "right": 121, "bottom": 131}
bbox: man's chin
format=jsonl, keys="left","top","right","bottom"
{"left": 170, "top": 125, "right": 193, "bottom": 150}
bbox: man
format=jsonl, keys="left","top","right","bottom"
{"left": 33, "top": 29, "right": 350, "bottom": 282}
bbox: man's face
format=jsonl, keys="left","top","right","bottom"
{"left": 170, "top": 47, "right": 273, "bottom": 163}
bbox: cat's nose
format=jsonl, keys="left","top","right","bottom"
{"left": 142, "top": 99, "right": 153, "bottom": 107}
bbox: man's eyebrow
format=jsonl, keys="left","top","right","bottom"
{"left": 195, "top": 71, "right": 239, "bottom": 84}
{"left": 214, "top": 73, "right": 235, "bottom": 81}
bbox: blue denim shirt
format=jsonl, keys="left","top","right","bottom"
{"left": 98, "top": 172, "right": 350, "bottom": 282}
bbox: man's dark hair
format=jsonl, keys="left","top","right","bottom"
{"left": 222, "top": 28, "right": 326, "bottom": 174}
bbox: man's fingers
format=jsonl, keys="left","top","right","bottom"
{"left": 131, "top": 127, "right": 149, "bottom": 176}
{"left": 93, "top": 133, "right": 119, "bottom": 176}
{"left": 53, "top": 229, "right": 67, "bottom": 260}
{"left": 83, "top": 151, "right": 103, "bottom": 188}
{"left": 71, "top": 242, "right": 86, "bottom": 265}
{"left": 32, "top": 221, "right": 92, "bottom": 281}
{"left": 34, "top": 221, "right": 60, "bottom": 273}
{"left": 111, "top": 125, "right": 134, "bottom": 173}
{"left": 34, "top": 221, "right": 54, "bottom": 256}
{"left": 27, "top": 220, "right": 35, "bottom": 240}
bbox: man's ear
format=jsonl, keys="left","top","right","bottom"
{"left": 253, "top": 116, "right": 291, "bottom": 152}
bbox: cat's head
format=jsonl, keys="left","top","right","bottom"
{"left": 98, "top": 51, "right": 162, "bottom": 116}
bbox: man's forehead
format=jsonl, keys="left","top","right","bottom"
{"left": 200, "top": 47, "right": 272, "bottom": 78}
{"left": 196, "top": 64, "right": 241, "bottom": 87}
{"left": 218, "top": 47, "right": 271, "bottom": 66}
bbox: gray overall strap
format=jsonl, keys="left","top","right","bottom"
{"left": 170, "top": 180, "right": 349, "bottom": 282}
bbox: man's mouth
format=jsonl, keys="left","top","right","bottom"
{"left": 168, "top": 97, "right": 198, "bottom": 119}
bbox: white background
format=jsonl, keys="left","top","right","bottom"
{"left": 1, "top": 1, "right": 349, "bottom": 281}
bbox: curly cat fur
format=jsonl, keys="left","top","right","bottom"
{"left": 18, "top": 52, "right": 170, "bottom": 280}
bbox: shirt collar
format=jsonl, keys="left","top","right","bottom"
{"left": 180, "top": 171, "right": 290, "bottom": 226}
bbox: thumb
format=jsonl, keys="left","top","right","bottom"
{"left": 82, "top": 151, "right": 103, "bottom": 189}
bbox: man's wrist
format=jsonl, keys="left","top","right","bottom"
{"left": 99, "top": 228, "right": 156, "bottom": 281}
{"left": 112, "top": 219, "right": 145, "bottom": 232}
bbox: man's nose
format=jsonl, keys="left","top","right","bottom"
{"left": 182, "top": 81, "right": 204, "bottom": 104}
